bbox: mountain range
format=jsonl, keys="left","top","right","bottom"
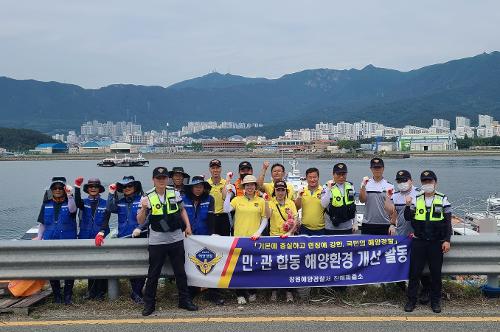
{"left": 1, "top": 51, "right": 500, "bottom": 136}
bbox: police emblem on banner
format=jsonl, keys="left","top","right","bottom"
{"left": 188, "top": 248, "right": 223, "bottom": 275}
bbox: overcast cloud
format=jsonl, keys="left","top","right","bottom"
{"left": 1, "top": 0, "right": 499, "bottom": 88}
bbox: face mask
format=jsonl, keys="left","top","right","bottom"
{"left": 421, "top": 184, "right": 435, "bottom": 194}
{"left": 397, "top": 182, "right": 410, "bottom": 192}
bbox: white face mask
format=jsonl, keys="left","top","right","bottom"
{"left": 421, "top": 184, "right": 435, "bottom": 194}
{"left": 397, "top": 182, "right": 410, "bottom": 192}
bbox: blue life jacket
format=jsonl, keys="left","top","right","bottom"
{"left": 42, "top": 200, "right": 77, "bottom": 240}
{"left": 116, "top": 194, "right": 141, "bottom": 238}
{"left": 78, "top": 197, "right": 109, "bottom": 239}
{"left": 183, "top": 195, "right": 211, "bottom": 235}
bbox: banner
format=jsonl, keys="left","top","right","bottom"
{"left": 184, "top": 235, "right": 411, "bottom": 288}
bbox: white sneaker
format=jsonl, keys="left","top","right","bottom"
{"left": 270, "top": 291, "right": 278, "bottom": 302}
{"left": 286, "top": 291, "right": 294, "bottom": 303}
{"left": 237, "top": 296, "right": 247, "bottom": 305}
{"left": 248, "top": 293, "right": 257, "bottom": 303}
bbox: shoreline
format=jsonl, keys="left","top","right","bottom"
{"left": 2, "top": 150, "right": 500, "bottom": 161}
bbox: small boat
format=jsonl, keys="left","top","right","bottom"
{"left": 285, "top": 159, "right": 307, "bottom": 195}
{"left": 97, "top": 155, "right": 120, "bottom": 167}
{"left": 98, "top": 154, "right": 149, "bottom": 167}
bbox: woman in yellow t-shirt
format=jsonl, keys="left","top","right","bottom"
{"left": 265, "top": 180, "right": 298, "bottom": 303}
{"left": 224, "top": 174, "right": 270, "bottom": 305}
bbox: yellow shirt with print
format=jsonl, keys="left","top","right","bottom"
{"left": 269, "top": 198, "right": 298, "bottom": 236}
{"left": 208, "top": 177, "right": 226, "bottom": 214}
{"left": 263, "top": 182, "right": 296, "bottom": 200}
{"left": 301, "top": 185, "right": 325, "bottom": 230}
{"left": 230, "top": 195, "right": 266, "bottom": 237}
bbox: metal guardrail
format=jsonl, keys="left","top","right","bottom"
{"left": 0, "top": 235, "right": 499, "bottom": 300}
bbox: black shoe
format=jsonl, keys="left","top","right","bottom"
{"left": 404, "top": 301, "right": 416, "bottom": 312}
{"left": 142, "top": 305, "right": 155, "bottom": 316}
{"left": 179, "top": 301, "right": 199, "bottom": 311}
{"left": 419, "top": 290, "right": 430, "bottom": 304}
{"left": 431, "top": 302, "right": 441, "bottom": 313}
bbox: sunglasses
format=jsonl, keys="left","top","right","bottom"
{"left": 123, "top": 184, "right": 135, "bottom": 188}
{"left": 87, "top": 185, "right": 100, "bottom": 189}
{"left": 275, "top": 188, "right": 286, "bottom": 192}
{"left": 52, "top": 186, "right": 64, "bottom": 190}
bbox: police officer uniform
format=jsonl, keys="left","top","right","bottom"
{"left": 404, "top": 170, "right": 452, "bottom": 313}
{"left": 141, "top": 167, "right": 198, "bottom": 316}
{"left": 322, "top": 163, "right": 357, "bottom": 235}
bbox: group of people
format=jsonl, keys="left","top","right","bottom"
{"left": 37, "top": 157, "right": 452, "bottom": 315}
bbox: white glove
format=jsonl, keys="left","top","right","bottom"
{"left": 352, "top": 222, "right": 359, "bottom": 233}
{"left": 108, "top": 183, "right": 117, "bottom": 195}
{"left": 132, "top": 228, "right": 141, "bottom": 238}
{"left": 326, "top": 180, "right": 334, "bottom": 189}
{"left": 405, "top": 195, "right": 413, "bottom": 206}
{"left": 140, "top": 196, "right": 149, "bottom": 209}
{"left": 361, "top": 176, "right": 370, "bottom": 188}
{"left": 388, "top": 224, "right": 397, "bottom": 236}
{"left": 64, "top": 185, "right": 74, "bottom": 196}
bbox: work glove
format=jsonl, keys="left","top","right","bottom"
{"left": 262, "top": 193, "right": 270, "bottom": 201}
{"left": 405, "top": 195, "right": 413, "bottom": 206}
{"left": 352, "top": 222, "right": 359, "bottom": 233}
{"left": 388, "top": 224, "right": 396, "bottom": 235}
{"left": 64, "top": 185, "right": 74, "bottom": 196}
{"left": 361, "top": 176, "right": 370, "bottom": 188}
{"left": 140, "top": 196, "right": 149, "bottom": 209}
{"left": 326, "top": 180, "right": 334, "bottom": 189}
{"left": 250, "top": 232, "right": 261, "bottom": 241}
{"left": 95, "top": 232, "right": 105, "bottom": 247}
{"left": 108, "top": 183, "right": 117, "bottom": 195}
{"left": 132, "top": 228, "right": 141, "bottom": 238}
{"left": 226, "top": 172, "right": 233, "bottom": 180}
{"left": 386, "top": 188, "right": 394, "bottom": 199}
{"left": 74, "top": 177, "right": 84, "bottom": 188}
{"left": 298, "top": 187, "right": 305, "bottom": 197}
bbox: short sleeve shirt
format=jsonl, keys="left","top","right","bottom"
{"left": 363, "top": 178, "right": 394, "bottom": 225}
{"left": 230, "top": 195, "right": 266, "bottom": 236}
{"left": 269, "top": 198, "right": 298, "bottom": 236}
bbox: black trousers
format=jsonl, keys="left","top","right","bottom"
{"left": 143, "top": 241, "right": 190, "bottom": 307}
{"left": 361, "top": 223, "right": 390, "bottom": 235}
{"left": 407, "top": 239, "right": 443, "bottom": 304}
{"left": 50, "top": 280, "right": 74, "bottom": 297}
{"left": 214, "top": 214, "right": 231, "bottom": 236}
{"left": 325, "top": 229, "right": 353, "bottom": 235}
{"left": 87, "top": 278, "right": 107, "bottom": 297}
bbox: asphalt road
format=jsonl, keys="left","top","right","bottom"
{"left": 1, "top": 318, "right": 500, "bottom": 332}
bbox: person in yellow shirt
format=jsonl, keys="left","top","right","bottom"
{"left": 257, "top": 161, "right": 296, "bottom": 198}
{"left": 265, "top": 180, "right": 298, "bottom": 303}
{"left": 294, "top": 167, "right": 325, "bottom": 235}
{"left": 207, "top": 159, "right": 230, "bottom": 236}
{"left": 223, "top": 174, "right": 270, "bottom": 305}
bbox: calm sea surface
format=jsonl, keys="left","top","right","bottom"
{"left": 1, "top": 156, "right": 499, "bottom": 239}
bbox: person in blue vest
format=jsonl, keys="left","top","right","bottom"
{"left": 74, "top": 177, "right": 110, "bottom": 300}
{"left": 183, "top": 176, "right": 224, "bottom": 305}
{"left": 36, "top": 177, "right": 77, "bottom": 304}
{"left": 95, "top": 175, "right": 146, "bottom": 304}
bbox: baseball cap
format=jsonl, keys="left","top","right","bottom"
{"left": 420, "top": 170, "right": 437, "bottom": 181}
{"left": 209, "top": 159, "right": 222, "bottom": 167}
{"left": 238, "top": 161, "right": 253, "bottom": 171}
{"left": 333, "top": 163, "right": 348, "bottom": 173}
{"left": 153, "top": 166, "right": 168, "bottom": 178}
{"left": 274, "top": 180, "right": 287, "bottom": 189}
{"left": 370, "top": 157, "right": 384, "bottom": 168}
{"left": 395, "top": 170, "right": 412, "bottom": 181}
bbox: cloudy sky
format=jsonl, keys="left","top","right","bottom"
{"left": 1, "top": 0, "right": 499, "bottom": 88}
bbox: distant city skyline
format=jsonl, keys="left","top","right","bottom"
{"left": 1, "top": 1, "right": 500, "bottom": 88}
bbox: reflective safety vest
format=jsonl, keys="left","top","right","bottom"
{"left": 414, "top": 192, "right": 445, "bottom": 222}
{"left": 78, "top": 197, "right": 109, "bottom": 239}
{"left": 412, "top": 192, "right": 447, "bottom": 241}
{"left": 42, "top": 200, "right": 77, "bottom": 240}
{"left": 330, "top": 182, "right": 355, "bottom": 207}
{"left": 146, "top": 189, "right": 181, "bottom": 232}
{"left": 116, "top": 195, "right": 141, "bottom": 238}
{"left": 183, "top": 195, "right": 211, "bottom": 235}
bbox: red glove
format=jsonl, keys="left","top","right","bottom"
{"left": 387, "top": 188, "right": 394, "bottom": 198}
{"left": 109, "top": 184, "right": 117, "bottom": 194}
{"left": 226, "top": 172, "right": 233, "bottom": 180}
{"left": 250, "top": 234, "right": 260, "bottom": 241}
{"left": 262, "top": 193, "right": 270, "bottom": 201}
{"left": 74, "top": 177, "right": 84, "bottom": 188}
{"left": 280, "top": 234, "right": 289, "bottom": 239}
{"left": 95, "top": 233, "right": 104, "bottom": 247}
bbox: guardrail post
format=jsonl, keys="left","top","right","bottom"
{"left": 108, "top": 279, "right": 120, "bottom": 300}
{"left": 487, "top": 274, "right": 499, "bottom": 288}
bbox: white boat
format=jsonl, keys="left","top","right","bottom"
{"left": 285, "top": 159, "right": 307, "bottom": 195}
{"left": 98, "top": 154, "right": 149, "bottom": 167}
